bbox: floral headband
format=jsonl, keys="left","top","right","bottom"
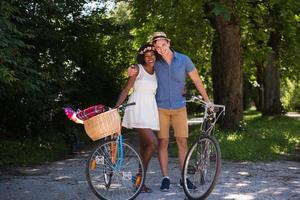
{"left": 139, "top": 46, "right": 155, "bottom": 54}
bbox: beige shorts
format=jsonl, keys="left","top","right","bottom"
{"left": 158, "top": 107, "right": 188, "bottom": 139}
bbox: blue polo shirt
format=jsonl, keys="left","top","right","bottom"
{"left": 154, "top": 51, "right": 195, "bottom": 109}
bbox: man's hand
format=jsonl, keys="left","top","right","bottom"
{"left": 207, "top": 102, "right": 214, "bottom": 113}
{"left": 127, "top": 65, "right": 138, "bottom": 77}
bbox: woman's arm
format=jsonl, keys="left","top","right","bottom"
{"left": 115, "top": 68, "right": 139, "bottom": 107}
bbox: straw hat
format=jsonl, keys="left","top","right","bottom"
{"left": 151, "top": 32, "right": 170, "bottom": 43}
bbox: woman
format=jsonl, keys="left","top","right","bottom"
{"left": 115, "top": 44, "right": 159, "bottom": 193}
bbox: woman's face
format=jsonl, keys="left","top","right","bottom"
{"left": 143, "top": 51, "right": 156, "bottom": 66}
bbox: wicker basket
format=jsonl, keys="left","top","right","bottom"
{"left": 83, "top": 109, "right": 121, "bottom": 141}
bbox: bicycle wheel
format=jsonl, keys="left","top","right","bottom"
{"left": 182, "top": 135, "right": 221, "bottom": 200}
{"left": 86, "top": 139, "right": 145, "bottom": 200}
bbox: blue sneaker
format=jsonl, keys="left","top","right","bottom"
{"left": 180, "top": 178, "right": 197, "bottom": 190}
{"left": 160, "top": 177, "right": 170, "bottom": 192}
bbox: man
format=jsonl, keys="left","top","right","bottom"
{"left": 129, "top": 32, "right": 211, "bottom": 191}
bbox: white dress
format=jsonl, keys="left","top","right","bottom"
{"left": 122, "top": 64, "right": 160, "bottom": 130}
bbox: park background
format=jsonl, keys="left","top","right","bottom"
{"left": 0, "top": 0, "right": 299, "bottom": 167}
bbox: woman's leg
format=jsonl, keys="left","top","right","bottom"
{"left": 135, "top": 128, "right": 158, "bottom": 171}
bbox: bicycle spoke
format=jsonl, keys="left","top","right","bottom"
{"left": 182, "top": 136, "right": 221, "bottom": 199}
{"left": 86, "top": 140, "right": 144, "bottom": 200}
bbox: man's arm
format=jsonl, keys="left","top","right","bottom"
{"left": 188, "top": 68, "right": 210, "bottom": 103}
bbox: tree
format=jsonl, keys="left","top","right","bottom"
{"left": 0, "top": 0, "right": 35, "bottom": 89}
{"left": 242, "top": 0, "right": 300, "bottom": 114}
{"left": 206, "top": 1, "right": 243, "bottom": 130}
{"left": 0, "top": 0, "right": 133, "bottom": 139}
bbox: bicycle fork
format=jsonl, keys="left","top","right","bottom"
{"left": 90, "top": 135, "right": 124, "bottom": 171}
{"left": 113, "top": 135, "right": 124, "bottom": 171}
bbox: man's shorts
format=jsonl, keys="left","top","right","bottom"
{"left": 157, "top": 107, "right": 188, "bottom": 139}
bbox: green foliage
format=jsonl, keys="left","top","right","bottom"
{"left": 281, "top": 78, "right": 300, "bottom": 111}
{"left": 0, "top": 0, "right": 34, "bottom": 86}
{"left": 0, "top": 0, "right": 133, "bottom": 140}
{"left": 232, "top": 0, "right": 300, "bottom": 111}
{"left": 0, "top": 67, "right": 17, "bottom": 84}
{"left": 129, "top": 0, "right": 214, "bottom": 94}
{"left": 210, "top": 2, "right": 231, "bottom": 21}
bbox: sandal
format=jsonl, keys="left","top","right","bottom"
{"left": 140, "top": 185, "right": 152, "bottom": 193}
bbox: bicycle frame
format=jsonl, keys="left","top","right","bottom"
{"left": 187, "top": 96, "right": 225, "bottom": 136}
{"left": 107, "top": 102, "right": 136, "bottom": 171}
{"left": 86, "top": 101, "right": 146, "bottom": 200}
{"left": 182, "top": 96, "right": 225, "bottom": 200}
{"left": 112, "top": 134, "right": 124, "bottom": 171}
{"left": 198, "top": 99, "right": 225, "bottom": 174}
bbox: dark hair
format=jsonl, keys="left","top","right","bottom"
{"left": 136, "top": 44, "right": 160, "bottom": 65}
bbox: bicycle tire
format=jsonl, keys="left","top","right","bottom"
{"left": 182, "top": 135, "right": 221, "bottom": 200}
{"left": 86, "top": 139, "right": 145, "bottom": 200}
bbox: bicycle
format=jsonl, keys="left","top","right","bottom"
{"left": 182, "top": 96, "right": 225, "bottom": 200}
{"left": 84, "top": 102, "right": 145, "bottom": 200}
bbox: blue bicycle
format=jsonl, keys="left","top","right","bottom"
{"left": 85, "top": 103, "right": 145, "bottom": 200}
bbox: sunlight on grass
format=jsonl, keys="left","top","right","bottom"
{"left": 287, "top": 135, "right": 299, "bottom": 144}
{"left": 243, "top": 107, "right": 262, "bottom": 120}
{"left": 271, "top": 144, "right": 287, "bottom": 155}
{"left": 214, "top": 109, "right": 299, "bottom": 161}
{"left": 226, "top": 134, "right": 243, "bottom": 141}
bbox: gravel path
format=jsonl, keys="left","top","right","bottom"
{"left": 1, "top": 149, "right": 299, "bottom": 200}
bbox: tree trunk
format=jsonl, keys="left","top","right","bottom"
{"left": 254, "top": 60, "right": 264, "bottom": 111}
{"left": 261, "top": 4, "right": 283, "bottom": 115}
{"left": 211, "top": 14, "right": 243, "bottom": 130}
{"left": 262, "top": 31, "right": 283, "bottom": 115}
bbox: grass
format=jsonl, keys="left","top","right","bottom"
{"left": 0, "top": 125, "right": 92, "bottom": 168}
{"left": 219, "top": 110, "right": 299, "bottom": 161}
{"left": 170, "top": 109, "right": 300, "bottom": 161}
{"left": 0, "top": 138, "right": 68, "bottom": 168}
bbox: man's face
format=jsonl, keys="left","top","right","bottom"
{"left": 153, "top": 39, "right": 170, "bottom": 56}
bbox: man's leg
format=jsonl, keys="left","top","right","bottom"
{"left": 175, "top": 137, "right": 188, "bottom": 171}
{"left": 158, "top": 108, "right": 170, "bottom": 176}
{"left": 171, "top": 107, "right": 196, "bottom": 189}
{"left": 158, "top": 108, "right": 171, "bottom": 191}
{"left": 171, "top": 107, "right": 189, "bottom": 171}
{"left": 158, "top": 138, "right": 169, "bottom": 176}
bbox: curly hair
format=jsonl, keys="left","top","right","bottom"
{"left": 136, "top": 44, "right": 160, "bottom": 65}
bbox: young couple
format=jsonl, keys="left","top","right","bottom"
{"left": 115, "top": 32, "right": 211, "bottom": 193}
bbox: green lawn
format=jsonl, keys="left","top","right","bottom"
{"left": 0, "top": 124, "right": 92, "bottom": 168}
{"left": 187, "top": 109, "right": 300, "bottom": 161}
{"left": 0, "top": 139, "right": 68, "bottom": 167}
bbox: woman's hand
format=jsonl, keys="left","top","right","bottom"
{"left": 128, "top": 65, "right": 138, "bottom": 77}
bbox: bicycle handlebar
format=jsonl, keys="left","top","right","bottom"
{"left": 186, "top": 96, "right": 225, "bottom": 134}
{"left": 117, "top": 102, "right": 136, "bottom": 110}
{"left": 186, "top": 96, "right": 225, "bottom": 112}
